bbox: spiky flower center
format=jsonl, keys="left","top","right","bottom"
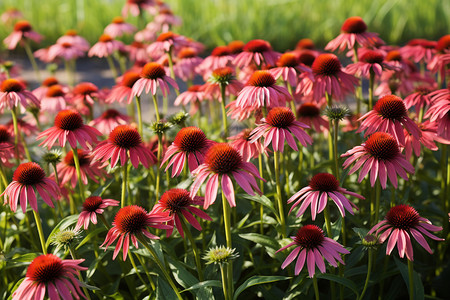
{"left": 13, "top": 162, "right": 46, "bottom": 185}
{"left": 61, "top": 42, "right": 73, "bottom": 48}
{"left": 26, "top": 254, "right": 64, "bottom": 283}
{"left": 173, "top": 126, "right": 207, "bottom": 153}
{"left": 373, "top": 95, "right": 406, "bottom": 120}
{"left": 266, "top": 107, "right": 295, "bottom": 128}
{"left": 415, "top": 85, "right": 433, "bottom": 95}
{"left": 244, "top": 39, "right": 271, "bottom": 53}
{"left": 64, "top": 149, "right": 90, "bottom": 167}
{"left": 109, "top": 125, "right": 142, "bottom": 149}
{"left": 156, "top": 31, "right": 176, "bottom": 42}
{"left": 298, "top": 50, "right": 316, "bottom": 66}
{"left": 407, "top": 39, "right": 436, "bottom": 49}
{"left": 73, "top": 82, "right": 98, "bottom": 95}
{"left": 296, "top": 38, "right": 315, "bottom": 50}
{"left": 309, "top": 173, "right": 339, "bottom": 192}
{"left": 114, "top": 205, "right": 149, "bottom": 234}
{"left": 140, "top": 62, "right": 166, "bottom": 80}
{"left": 211, "top": 67, "right": 234, "bottom": 84}
{"left": 101, "top": 109, "right": 121, "bottom": 119}
{"left": 188, "top": 85, "right": 202, "bottom": 92}
{"left": 178, "top": 47, "right": 197, "bottom": 59}
{"left": 46, "top": 85, "right": 65, "bottom": 97}
{"left": 341, "top": 16, "right": 367, "bottom": 34}
{"left": 312, "top": 54, "right": 342, "bottom": 76}
{"left": 294, "top": 225, "right": 325, "bottom": 249}
{"left": 386, "top": 204, "right": 420, "bottom": 230}
{"left": 99, "top": 34, "right": 113, "bottom": 43}
{"left": 14, "top": 20, "right": 32, "bottom": 32}
{"left": 364, "top": 132, "right": 399, "bottom": 161}
{"left": 297, "top": 103, "right": 320, "bottom": 117}
{"left": 241, "top": 128, "right": 252, "bottom": 141}
{"left": 437, "top": 35, "right": 450, "bottom": 52}
{"left": 385, "top": 50, "right": 402, "bottom": 62}
{"left": 42, "top": 77, "right": 59, "bottom": 87}
{"left": 82, "top": 196, "right": 103, "bottom": 212}
{"left": 228, "top": 40, "right": 244, "bottom": 54}
{"left": 211, "top": 46, "right": 231, "bottom": 57}
{"left": 0, "top": 126, "right": 11, "bottom": 143}
{"left": 360, "top": 50, "right": 384, "bottom": 64}
{"left": 54, "top": 110, "right": 84, "bottom": 131}
{"left": 65, "top": 29, "right": 78, "bottom": 36}
{"left": 1, "top": 78, "right": 24, "bottom": 92}
{"left": 247, "top": 70, "right": 276, "bottom": 87}
{"left": 112, "top": 16, "right": 125, "bottom": 24}
{"left": 277, "top": 53, "right": 298, "bottom": 67}
{"left": 159, "top": 189, "right": 191, "bottom": 214}
{"left": 121, "top": 72, "right": 140, "bottom": 88}
{"left": 205, "top": 143, "right": 242, "bottom": 174}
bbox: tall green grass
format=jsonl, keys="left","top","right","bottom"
{"left": 0, "top": 0, "right": 449, "bottom": 51}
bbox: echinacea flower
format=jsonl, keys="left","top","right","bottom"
{"left": 12, "top": 254, "right": 87, "bottom": 300}
{"left": 345, "top": 49, "right": 397, "bottom": 78}
{"left": 101, "top": 205, "right": 172, "bottom": 260}
{"left": 296, "top": 103, "right": 329, "bottom": 133}
{"left": 40, "top": 85, "right": 67, "bottom": 113}
{"left": 403, "top": 120, "right": 439, "bottom": 160}
{"left": 233, "top": 39, "right": 280, "bottom": 68}
{"left": 1, "top": 162, "right": 59, "bottom": 213}
{"left": 288, "top": 173, "right": 363, "bottom": 220}
{"left": 341, "top": 132, "right": 414, "bottom": 189}
{"left": 196, "top": 46, "right": 234, "bottom": 78}
{"left": 400, "top": 39, "right": 437, "bottom": 64}
{"left": 269, "top": 52, "right": 309, "bottom": 87}
{"left": 368, "top": 204, "right": 444, "bottom": 261}
{"left": 147, "top": 31, "right": 188, "bottom": 59}
{"left": 37, "top": 109, "right": 102, "bottom": 150}
{"left": 131, "top": 62, "right": 178, "bottom": 97}
{"left": 154, "top": 8, "right": 182, "bottom": 32}
{"left": 325, "top": 16, "right": 384, "bottom": 52}
{"left": 104, "top": 16, "right": 136, "bottom": 38}
{"left": 106, "top": 71, "right": 141, "bottom": 104}
{"left": 228, "top": 128, "right": 265, "bottom": 161}
{"left": 122, "top": 0, "right": 156, "bottom": 17}
{"left": 57, "top": 29, "right": 90, "bottom": 52}
{"left": 56, "top": 149, "right": 107, "bottom": 188}
{"left": 276, "top": 225, "right": 349, "bottom": 277}
{"left": 250, "top": 107, "right": 312, "bottom": 152}
{"left": 403, "top": 84, "right": 437, "bottom": 113}
{"left": 202, "top": 67, "right": 243, "bottom": 101}
{"left": 190, "top": 143, "right": 264, "bottom": 209}
{"left": 88, "top": 34, "right": 124, "bottom": 58}
{"left": 71, "top": 82, "right": 100, "bottom": 107}
{"left": 92, "top": 124, "right": 156, "bottom": 169}
{"left": 357, "top": 95, "right": 421, "bottom": 145}
{"left": 75, "top": 196, "right": 119, "bottom": 230}
{"left": 0, "top": 78, "right": 40, "bottom": 111}
{"left": 203, "top": 245, "right": 239, "bottom": 265}
{"left": 174, "top": 85, "right": 205, "bottom": 115}
{"left": 151, "top": 188, "right": 212, "bottom": 237}
{"left": 174, "top": 47, "right": 203, "bottom": 81}
{"left": 89, "top": 109, "right": 129, "bottom": 135}
{"left": 426, "top": 86, "right": 450, "bottom": 140}
{"left": 1, "top": 8, "right": 23, "bottom": 25}
{"left": 32, "top": 77, "right": 62, "bottom": 100}
{"left": 47, "top": 42, "right": 85, "bottom": 61}
{"left": 0, "top": 125, "right": 15, "bottom": 164}
{"left": 161, "top": 126, "right": 213, "bottom": 177}
{"left": 3, "top": 20, "right": 42, "bottom": 50}
{"left": 427, "top": 35, "right": 450, "bottom": 79}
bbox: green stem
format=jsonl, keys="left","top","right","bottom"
{"left": 179, "top": 215, "right": 204, "bottom": 281}
{"left": 155, "top": 134, "right": 162, "bottom": 202}
{"left": 326, "top": 92, "right": 333, "bottom": 166}
{"left": 369, "top": 71, "right": 375, "bottom": 110}
{"left": 10, "top": 107, "right": 21, "bottom": 162}
{"left": 135, "top": 252, "right": 156, "bottom": 291}
{"left": 313, "top": 275, "right": 320, "bottom": 300}
{"left": 287, "top": 83, "right": 297, "bottom": 118}
{"left": 220, "top": 264, "right": 230, "bottom": 300}
{"left": 352, "top": 46, "right": 362, "bottom": 115}
{"left": 408, "top": 260, "right": 414, "bottom": 300}
{"left": 274, "top": 151, "right": 286, "bottom": 238}
{"left": 64, "top": 59, "right": 74, "bottom": 87}
{"left": 68, "top": 247, "right": 92, "bottom": 300}
{"left": 258, "top": 155, "right": 264, "bottom": 235}
{"left": 106, "top": 55, "right": 118, "bottom": 79}
{"left": 135, "top": 96, "right": 143, "bottom": 136}
{"left": 128, "top": 251, "right": 153, "bottom": 292}
{"left": 99, "top": 214, "right": 110, "bottom": 229}
{"left": 152, "top": 94, "right": 160, "bottom": 122}
{"left": 51, "top": 163, "right": 64, "bottom": 219}
{"left": 323, "top": 205, "right": 336, "bottom": 300}
{"left": 121, "top": 160, "right": 128, "bottom": 208}
{"left": 222, "top": 191, "right": 234, "bottom": 296}
{"left": 71, "top": 147, "right": 85, "bottom": 203}
{"left": 23, "top": 39, "right": 41, "bottom": 81}
{"left": 374, "top": 182, "right": 381, "bottom": 226}
{"left": 32, "top": 210, "right": 47, "bottom": 254}
{"left": 220, "top": 83, "right": 228, "bottom": 140}
{"left": 332, "top": 119, "right": 339, "bottom": 178}
{"left": 358, "top": 249, "right": 373, "bottom": 300}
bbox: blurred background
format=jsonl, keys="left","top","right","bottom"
{"left": 0, "top": 0, "right": 449, "bottom": 51}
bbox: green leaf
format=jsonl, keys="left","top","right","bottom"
{"left": 238, "top": 233, "right": 280, "bottom": 250}
{"left": 156, "top": 276, "right": 178, "bottom": 300}
{"left": 92, "top": 177, "right": 115, "bottom": 196}
{"left": 167, "top": 256, "right": 198, "bottom": 289}
{"left": 76, "top": 227, "right": 107, "bottom": 250}
{"left": 239, "top": 194, "right": 279, "bottom": 221}
{"left": 394, "top": 257, "right": 425, "bottom": 300}
{"left": 316, "top": 273, "right": 359, "bottom": 297}
{"left": 180, "top": 280, "right": 222, "bottom": 292}
{"left": 233, "top": 276, "right": 291, "bottom": 300}
{"left": 45, "top": 215, "right": 79, "bottom": 248}
{"left": 78, "top": 281, "right": 101, "bottom": 291}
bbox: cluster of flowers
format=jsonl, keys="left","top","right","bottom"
{"left": 1, "top": 1, "right": 449, "bottom": 299}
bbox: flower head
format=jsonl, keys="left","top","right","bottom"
{"left": 233, "top": 39, "right": 280, "bottom": 68}
{"left": 203, "top": 246, "right": 239, "bottom": 265}
{"left": 131, "top": 62, "right": 178, "bottom": 97}
{"left": 4, "top": 20, "right": 42, "bottom": 50}
{"left": 75, "top": 196, "right": 119, "bottom": 230}
{"left": 107, "top": 71, "right": 141, "bottom": 104}
{"left": 0, "top": 78, "right": 40, "bottom": 111}
{"left": 88, "top": 34, "right": 124, "bottom": 58}
{"left": 50, "top": 227, "right": 81, "bottom": 251}
{"left": 297, "top": 103, "right": 329, "bottom": 133}
{"left": 89, "top": 109, "right": 129, "bottom": 135}
{"left": 104, "top": 16, "right": 136, "bottom": 38}
{"left": 228, "top": 128, "right": 265, "bottom": 161}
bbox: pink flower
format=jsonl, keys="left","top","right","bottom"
{"left": 37, "top": 109, "right": 102, "bottom": 150}
{"left": 325, "top": 16, "right": 384, "bottom": 52}
{"left": 56, "top": 29, "right": 90, "bottom": 52}
{"left": 12, "top": 254, "right": 87, "bottom": 300}
{"left": 403, "top": 83, "right": 437, "bottom": 112}
{"left": 147, "top": 31, "right": 188, "bottom": 59}
{"left": 196, "top": 46, "right": 234, "bottom": 79}
{"left": 104, "top": 16, "right": 136, "bottom": 38}
{"left": 427, "top": 35, "right": 450, "bottom": 79}
{"left": 250, "top": 107, "right": 312, "bottom": 152}
{"left": 341, "top": 132, "right": 414, "bottom": 189}
{"left": 32, "top": 77, "right": 63, "bottom": 100}
{"left": 131, "top": 62, "right": 178, "bottom": 97}
{"left": 40, "top": 85, "right": 67, "bottom": 113}
{"left": 151, "top": 189, "right": 212, "bottom": 238}
{"left": 276, "top": 225, "right": 349, "bottom": 277}
{"left": 106, "top": 71, "right": 141, "bottom": 104}
{"left": 288, "top": 173, "right": 363, "bottom": 220}
{"left": 368, "top": 204, "right": 443, "bottom": 261}
{"left": 122, "top": 0, "right": 156, "bottom": 17}
{"left": 296, "top": 103, "right": 329, "bottom": 134}
{"left": 228, "top": 128, "right": 265, "bottom": 161}
{"left": 403, "top": 121, "right": 439, "bottom": 160}
{"left": 1, "top": 8, "right": 23, "bottom": 25}
{"left": 357, "top": 95, "right": 421, "bottom": 145}
{"left": 233, "top": 39, "right": 280, "bottom": 68}
{"left": 161, "top": 127, "right": 214, "bottom": 177}
{"left": 190, "top": 143, "right": 264, "bottom": 209}
{"left": 400, "top": 39, "right": 437, "bottom": 63}
{"left": 269, "top": 52, "right": 309, "bottom": 87}
{"left": 1, "top": 162, "right": 59, "bottom": 213}
{"left": 202, "top": 67, "right": 243, "bottom": 101}
{"left": 426, "top": 86, "right": 450, "bottom": 140}
{"left": 70, "top": 82, "right": 100, "bottom": 108}
{"left": 88, "top": 34, "right": 124, "bottom": 58}
{"left": 154, "top": 9, "right": 182, "bottom": 32}
{"left": 174, "top": 47, "right": 203, "bottom": 81}
{"left": 89, "top": 109, "right": 129, "bottom": 135}
{"left": 75, "top": 196, "right": 119, "bottom": 230}
{"left": 101, "top": 205, "right": 172, "bottom": 260}
{"left": 127, "top": 41, "right": 149, "bottom": 62}
{"left": 0, "top": 125, "right": 16, "bottom": 164}
{"left": 92, "top": 125, "right": 156, "bottom": 169}
{"left": 0, "top": 78, "right": 40, "bottom": 111}
{"left": 345, "top": 49, "right": 397, "bottom": 78}
{"left": 174, "top": 85, "right": 205, "bottom": 115}
{"left": 3, "top": 20, "right": 42, "bottom": 50}
{"left": 47, "top": 42, "right": 85, "bottom": 61}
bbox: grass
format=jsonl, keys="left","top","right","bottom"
{"left": 0, "top": 0, "right": 449, "bottom": 51}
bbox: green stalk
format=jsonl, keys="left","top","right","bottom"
{"left": 68, "top": 246, "right": 92, "bottom": 300}
{"left": 71, "top": 147, "right": 85, "bottom": 203}
{"left": 152, "top": 94, "right": 160, "bottom": 122}
{"left": 135, "top": 252, "right": 156, "bottom": 291}
{"left": 222, "top": 191, "right": 234, "bottom": 296}
{"left": 179, "top": 215, "right": 204, "bottom": 281}
{"left": 220, "top": 83, "right": 228, "bottom": 140}
{"left": 368, "top": 71, "right": 375, "bottom": 110}
{"left": 352, "top": 45, "right": 362, "bottom": 115}
{"left": 155, "top": 134, "right": 162, "bottom": 202}
{"left": 50, "top": 163, "right": 64, "bottom": 219}
{"left": 374, "top": 182, "right": 381, "bottom": 226}
{"left": 220, "top": 264, "right": 230, "bottom": 300}
{"left": 274, "top": 151, "right": 286, "bottom": 238}
{"left": 32, "top": 210, "right": 47, "bottom": 254}
{"left": 10, "top": 107, "right": 21, "bottom": 162}
{"left": 135, "top": 96, "right": 143, "bottom": 136}
{"left": 408, "top": 260, "right": 414, "bottom": 300}
{"left": 332, "top": 119, "right": 339, "bottom": 178}
{"left": 121, "top": 160, "right": 128, "bottom": 208}
{"left": 128, "top": 251, "right": 153, "bottom": 292}
{"left": 358, "top": 249, "right": 373, "bottom": 300}
{"left": 323, "top": 205, "right": 336, "bottom": 300}
{"left": 325, "top": 92, "right": 333, "bottom": 165}
{"left": 23, "top": 39, "right": 41, "bottom": 80}
{"left": 313, "top": 275, "right": 320, "bottom": 300}
{"left": 64, "top": 59, "right": 75, "bottom": 87}
{"left": 106, "top": 55, "right": 118, "bottom": 79}
{"left": 258, "top": 155, "right": 264, "bottom": 235}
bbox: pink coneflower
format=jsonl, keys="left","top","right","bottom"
{"left": 276, "top": 225, "right": 349, "bottom": 277}
{"left": 202, "top": 67, "right": 243, "bottom": 101}
{"left": 250, "top": 107, "right": 312, "bottom": 152}
{"left": 162, "top": 127, "right": 213, "bottom": 177}
{"left": 131, "top": 62, "right": 178, "bottom": 97}
{"left": 69, "top": 82, "right": 100, "bottom": 113}
{"left": 174, "top": 85, "right": 205, "bottom": 115}
{"left": 134, "top": 22, "right": 158, "bottom": 43}
{"left": 152, "top": 189, "right": 212, "bottom": 237}
{"left": 403, "top": 83, "right": 437, "bottom": 113}
{"left": 89, "top": 109, "right": 129, "bottom": 135}
{"left": 0, "top": 78, "right": 39, "bottom": 111}
{"left": 101, "top": 205, "right": 171, "bottom": 260}
{"left": 190, "top": 143, "right": 264, "bottom": 209}
{"left": 345, "top": 49, "right": 397, "bottom": 78}
{"left": 1, "top": 8, "right": 23, "bottom": 25}
{"left": 75, "top": 196, "right": 119, "bottom": 230}
{"left": 298, "top": 53, "right": 358, "bottom": 102}
{"left": 368, "top": 204, "right": 443, "bottom": 261}
{"left": 427, "top": 35, "right": 450, "bottom": 78}
{"left": 0, "top": 125, "right": 17, "bottom": 164}
{"left": 6, "top": 118, "right": 38, "bottom": 137}
{"left": 400, "top": 39, "right": 437, "bottom": 63}
{"left": 147, "top": 31, "right": 188, "bottom": 59}
{"left": 269, "top": 52, "right": 309, "bottom": 87}
{"left": 37, "top": 109, "right": 102, "bottom": 150}
{"left": 1, "top": 162, "right": 59, "bottom": 213}
{"left": 3, "top": 20, "right": 42, "bottom": 50}
{"left": 228, "top": 128, "right": 265, "bottom": 161}
{"left": 426, "top": 86, "right": 450, "bottom": 140}
{"left": 233, "top": 39, "right": 280, "bottom": 68}
{"left": 32, "top": 77, "right": 62, "bottom": 100}
{"left": 122, "top": 0, "right": 156, "bottom": 17}
{"left": 174, "top": 47, "right": 203, "bottom": 81}
{"left": 104, "top": 16, "right": 136, "bottom": 38}
{"left": 357, "top": 95, "right": 421, "bottom": 145}
{"left": 56, "top": 29, "right": 90, "bottom": 52}
{"left": 342, "top": 132, "right": 414, "bottom": 188}
{"left": 56, "top": 149, "right": 107, "bottom": 188}
{"left": 107, "top": 71, "right": 140, "bottom": 104}
{"left": 154, "top": 8, "right": 182, "bottom": 32}
{"left": 88, "top": 34, "right": 124, "bottom": 58}
{"left": 297, "top": 103, "right": 329, "bottom": 133}
{"left": 47, "top": 41, "right": 85, "bottom": 61}
{"left": 403, "top": 120, "right": 439, "bottom": 160}
{"left": 40, "top": 85, "right": 67, "bottom": 113}
{"left": 228, "top": 40, "right": 245, "bottom": 55}
{"left": 127, "top": 41, "right": 149, "bottom": 62}
{"left": 196, "top": 46, "right": 234, "bottom": 78}
{"left": 325, "top": 16, "right": 384, "bottom": 52}
{"left": 12, "top": 254, "right": 87, "bottom": 300}
{"left": 92, "top": 125, "right": 156, "bottom": 168}
{"left": 288, "top": 173, "right": 363, "bottom": 220}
